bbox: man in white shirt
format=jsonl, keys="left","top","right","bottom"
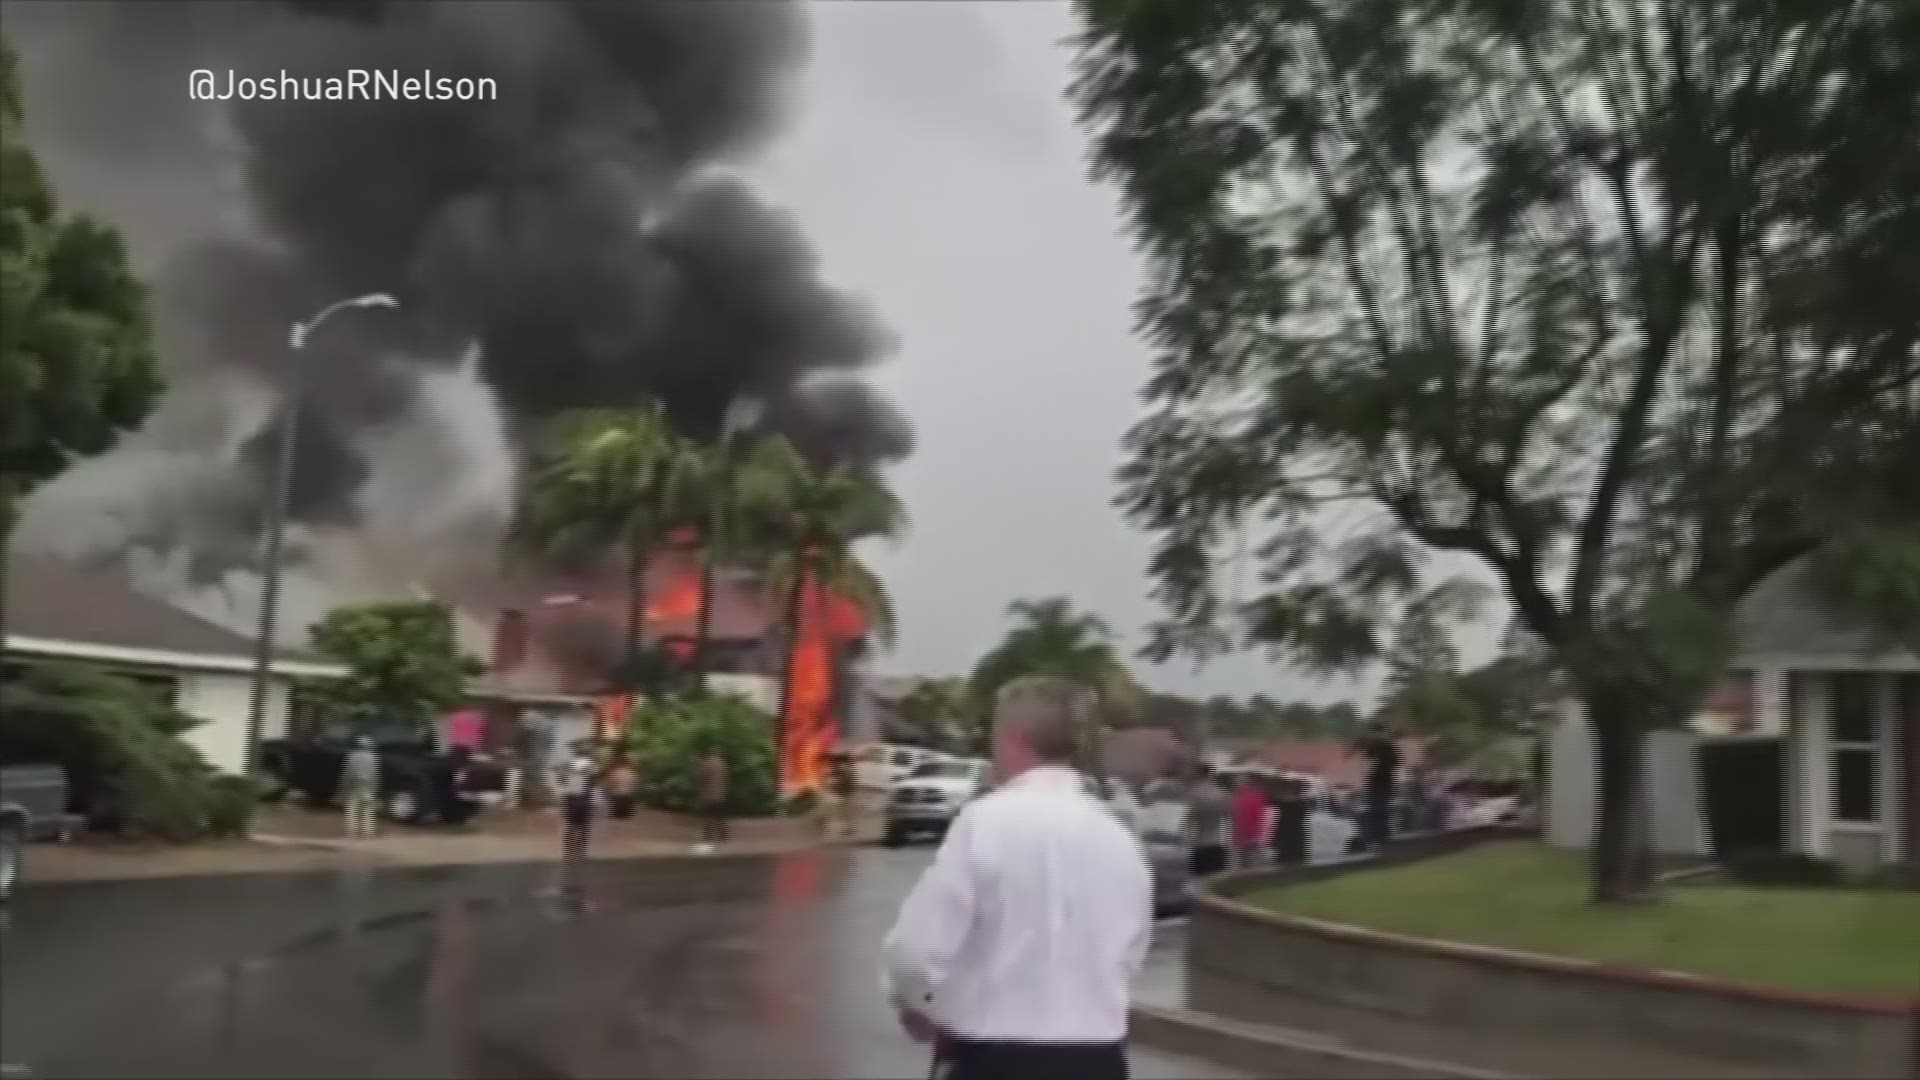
{"left": 883, "top": 675, "right": 1152, "bottom": 1080}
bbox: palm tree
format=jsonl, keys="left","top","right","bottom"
{"left": 896, "top": 677, "right": 985, "bottom": 754}
{"left": 754, "top": 443, "right": 907, "bottom": 788}
{"left": 969, "top": 597, "right": 1140, "bottom": 723}
{"left": 509, "top": 405, "right": 692, "bottom": 690}
{"left": 680, "top": 431, "right": 808, "bottom": 680}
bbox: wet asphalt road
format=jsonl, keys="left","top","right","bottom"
{"left": 1, "top": 848, "right": 1240, "bottom": 1079}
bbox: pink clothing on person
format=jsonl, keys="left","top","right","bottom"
{"left": 1231, "top": 785, "right": 1269, "bottom": 848}
{"left": 445, "top": 709, "right": 485, "bottom": 751}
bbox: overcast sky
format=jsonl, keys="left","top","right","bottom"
{"left": 749, "top": 2, "right": 1367, "bottom": 702}
{"left": 10, "top": 0, "right": 1404, "bottom": 704}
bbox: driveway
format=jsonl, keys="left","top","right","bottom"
{"left": 2, "top": 848, "right": 1244, "bottom": 1078}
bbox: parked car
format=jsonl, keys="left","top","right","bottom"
{"left": 883, "top": 756, "right": 987, "bottom": 846}
{"left": 259, "top": 724, "right": 504, "bottom": 826}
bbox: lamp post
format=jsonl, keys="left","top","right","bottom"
{"left": 242, "top": 293, "right": 398, "bottom": 781}
{"left": 691, "top": 397, "right": 763, "bottom": 684}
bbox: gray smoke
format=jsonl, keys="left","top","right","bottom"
{"left": 9, "top": 0, "right": 912, "bottom": 567}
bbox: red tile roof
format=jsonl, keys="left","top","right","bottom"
{"left": 1243, "top": 738, "right": 1427, "bottom": 789}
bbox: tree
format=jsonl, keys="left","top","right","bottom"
{"left": 510, "top": 404, "right": 693, "bottom": 692}
{"left": 1073, "top": 0, "right": 1920, "bottom": 900}
{"left": 682, "top": 432, "right": 799, "bottom": 679}
{"left": 896, "top": 677, "right": 984, "bottom": 754}
{"left": 753, "top": 443, "right": 907, "bottom": 773}
{"left": 0, "top": 37, "right": 164, "bottom": 676}
{"left": 970, "top": 597, "right": 1141, "bottom": 722}
{"left": 308, "top": 601, "right": 483, "bottom": 734}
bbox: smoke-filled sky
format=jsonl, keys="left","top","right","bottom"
{"left": 10, "top": 0, "right": 1431, "bottom": 701}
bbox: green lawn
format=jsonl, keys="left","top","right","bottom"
{"left": 1243, "top": 843, "right": 1920, "bottom": 997}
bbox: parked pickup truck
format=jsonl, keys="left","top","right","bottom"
{"left": 259, "top": 725, "right": 505, "bottom": 826}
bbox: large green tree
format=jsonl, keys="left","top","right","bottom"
{"left": 0, "top": 38, "right": 164, "bottom": 665}
{"left": 970, "top": 597, "right": 1141, "bottom": 722}
{"left": 1074, "top": 0, "right": 1919, "bottom": 899}
{"left": 308, "top": 601, "right": 483, "bottom": 734}
{"left": 510, "top": 404, "right": 694, "bottom": 691}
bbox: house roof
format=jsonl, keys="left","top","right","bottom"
{"left": 4, "top": 553, "right": 331, "bottom": 674}
{"left": 1731, "top": 557, "right": 1919, "bottom": 670}
{"left": 1243, "top": 738, "right": 1427, "bottom": 789}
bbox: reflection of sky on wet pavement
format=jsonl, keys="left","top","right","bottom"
{"left": 5, "top": 849, "right": 1241, "bottom": 1079}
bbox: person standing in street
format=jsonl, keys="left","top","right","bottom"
{"left": 341, "top": 735, "right": 381, "bottom": 838}
{"left": 883, "top": 675, "right": 1151, "bottom": 1080}
{"left": 1229, "top": 771, "right": 1269, "bottom": 870}
{"left": 1185, "top": 765, "right": 1230, "bottom": 878}
{"left": 604, "top": 750, "right": 639, "bottom": 820}
{"left": 1355, "top": 721, "right": 1402, "bottom": 851}
{"left": 694, "top": 746, "right": 729, "bottom": 855}
{"left": 557, "top": 740, "right": 598, "bottom": 868}
{"left": 825, "top": 748, "right": 857, "bottom": 839}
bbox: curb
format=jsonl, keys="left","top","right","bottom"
{"left": 23, "top": 833, "right": 880, "bottom": 885}
{"left": 1129, "top": 1004, "right": 1510, "bottom": 1080}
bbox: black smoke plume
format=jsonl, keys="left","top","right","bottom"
{"left": 12, "top": 0, "right": 911, "bottom": 535}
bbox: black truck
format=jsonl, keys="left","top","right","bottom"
{"left": 259, "top": 724, "right": 505, "bottom": 826}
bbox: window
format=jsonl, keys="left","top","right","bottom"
{"left": 1829, "top": 674, "right": 1881, "bottom": 825}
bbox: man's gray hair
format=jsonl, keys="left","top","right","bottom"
{"left": 994, "top": 675, "right": 1097, "bottom": 763}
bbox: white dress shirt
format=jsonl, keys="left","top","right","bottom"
{"left": 882, "top": 765, "right": 1153, "bottom": 1044}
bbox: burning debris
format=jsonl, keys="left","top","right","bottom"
{"left": 498, "top": 548, "right": 871, "bottom": 792}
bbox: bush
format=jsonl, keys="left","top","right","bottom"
{"left": 205, "top": 775, "right": 258, "bottom": 838}
{"left": 0, "top": 662, "right": 229, "bottom": 841}
{"left": 627, "top": 692, "right": 778, "bottom": 817}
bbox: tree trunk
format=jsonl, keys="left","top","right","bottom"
{"left": 618, "top": 537, "right": 650, "bottom": 691}
{"left": 1588, "top": 703, "right": 1659, "bottom": 903}
{"left": 693, "top": 526, "right": 719, "bottom": 683}
{"left": 773, "top": 557, "right": 808, "bottom": 797}
{"left": 0, "top": 488, "right": 16, "bottom": 724}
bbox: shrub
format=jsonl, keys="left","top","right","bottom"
{"left": 205, "top": 775, "right": 258, "bottom": 838}
{"left": 0, "top": 662, "right": 228, "bottom": 841}
{"left": 627, "top": 692, "right": 778, "bottom": 817}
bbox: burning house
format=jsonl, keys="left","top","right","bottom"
{"left": 490, "top": 547, "right": 874, "bottom": 793}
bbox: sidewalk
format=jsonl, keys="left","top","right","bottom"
{"left": 25, "top": 803, "right": 879, "bottom": 884}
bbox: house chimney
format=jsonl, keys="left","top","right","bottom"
{"left": 493, "top": 608, "right": 530, "bottom": 673}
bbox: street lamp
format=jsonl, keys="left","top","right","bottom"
{"left": 242, "top": 292, "right": 398, "bottom": 781}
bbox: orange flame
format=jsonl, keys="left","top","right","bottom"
{"left": 779, "top": 567, "right": 865, "bottom": 796}
{"left": 542, "top": 542, "right": 872, "bottom": 797}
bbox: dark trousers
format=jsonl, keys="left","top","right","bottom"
{"left": 1189, "top": 843, "right": 1227, "bottom": 878}
{"left": 561, "top": 795, "right": 593, "bottom": 862}
{"left": 699, "top": 809, "right": 729, "bottom": 843}
{"left": 1363, "top": 785, "right": 1393, "bottom": 850}
{"left": 934, "top": 1038, "right": 1127, "bottom": 1080}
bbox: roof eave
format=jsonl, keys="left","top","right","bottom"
{"left": 4, "top": 634, "right": 347, "bottom": 680}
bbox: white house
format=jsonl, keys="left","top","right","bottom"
{"left": 1547, "top": 558, "right": 1918, "bottom": 876}
{"left": 3, "top": 555, "right": 343, "bottom": 774}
